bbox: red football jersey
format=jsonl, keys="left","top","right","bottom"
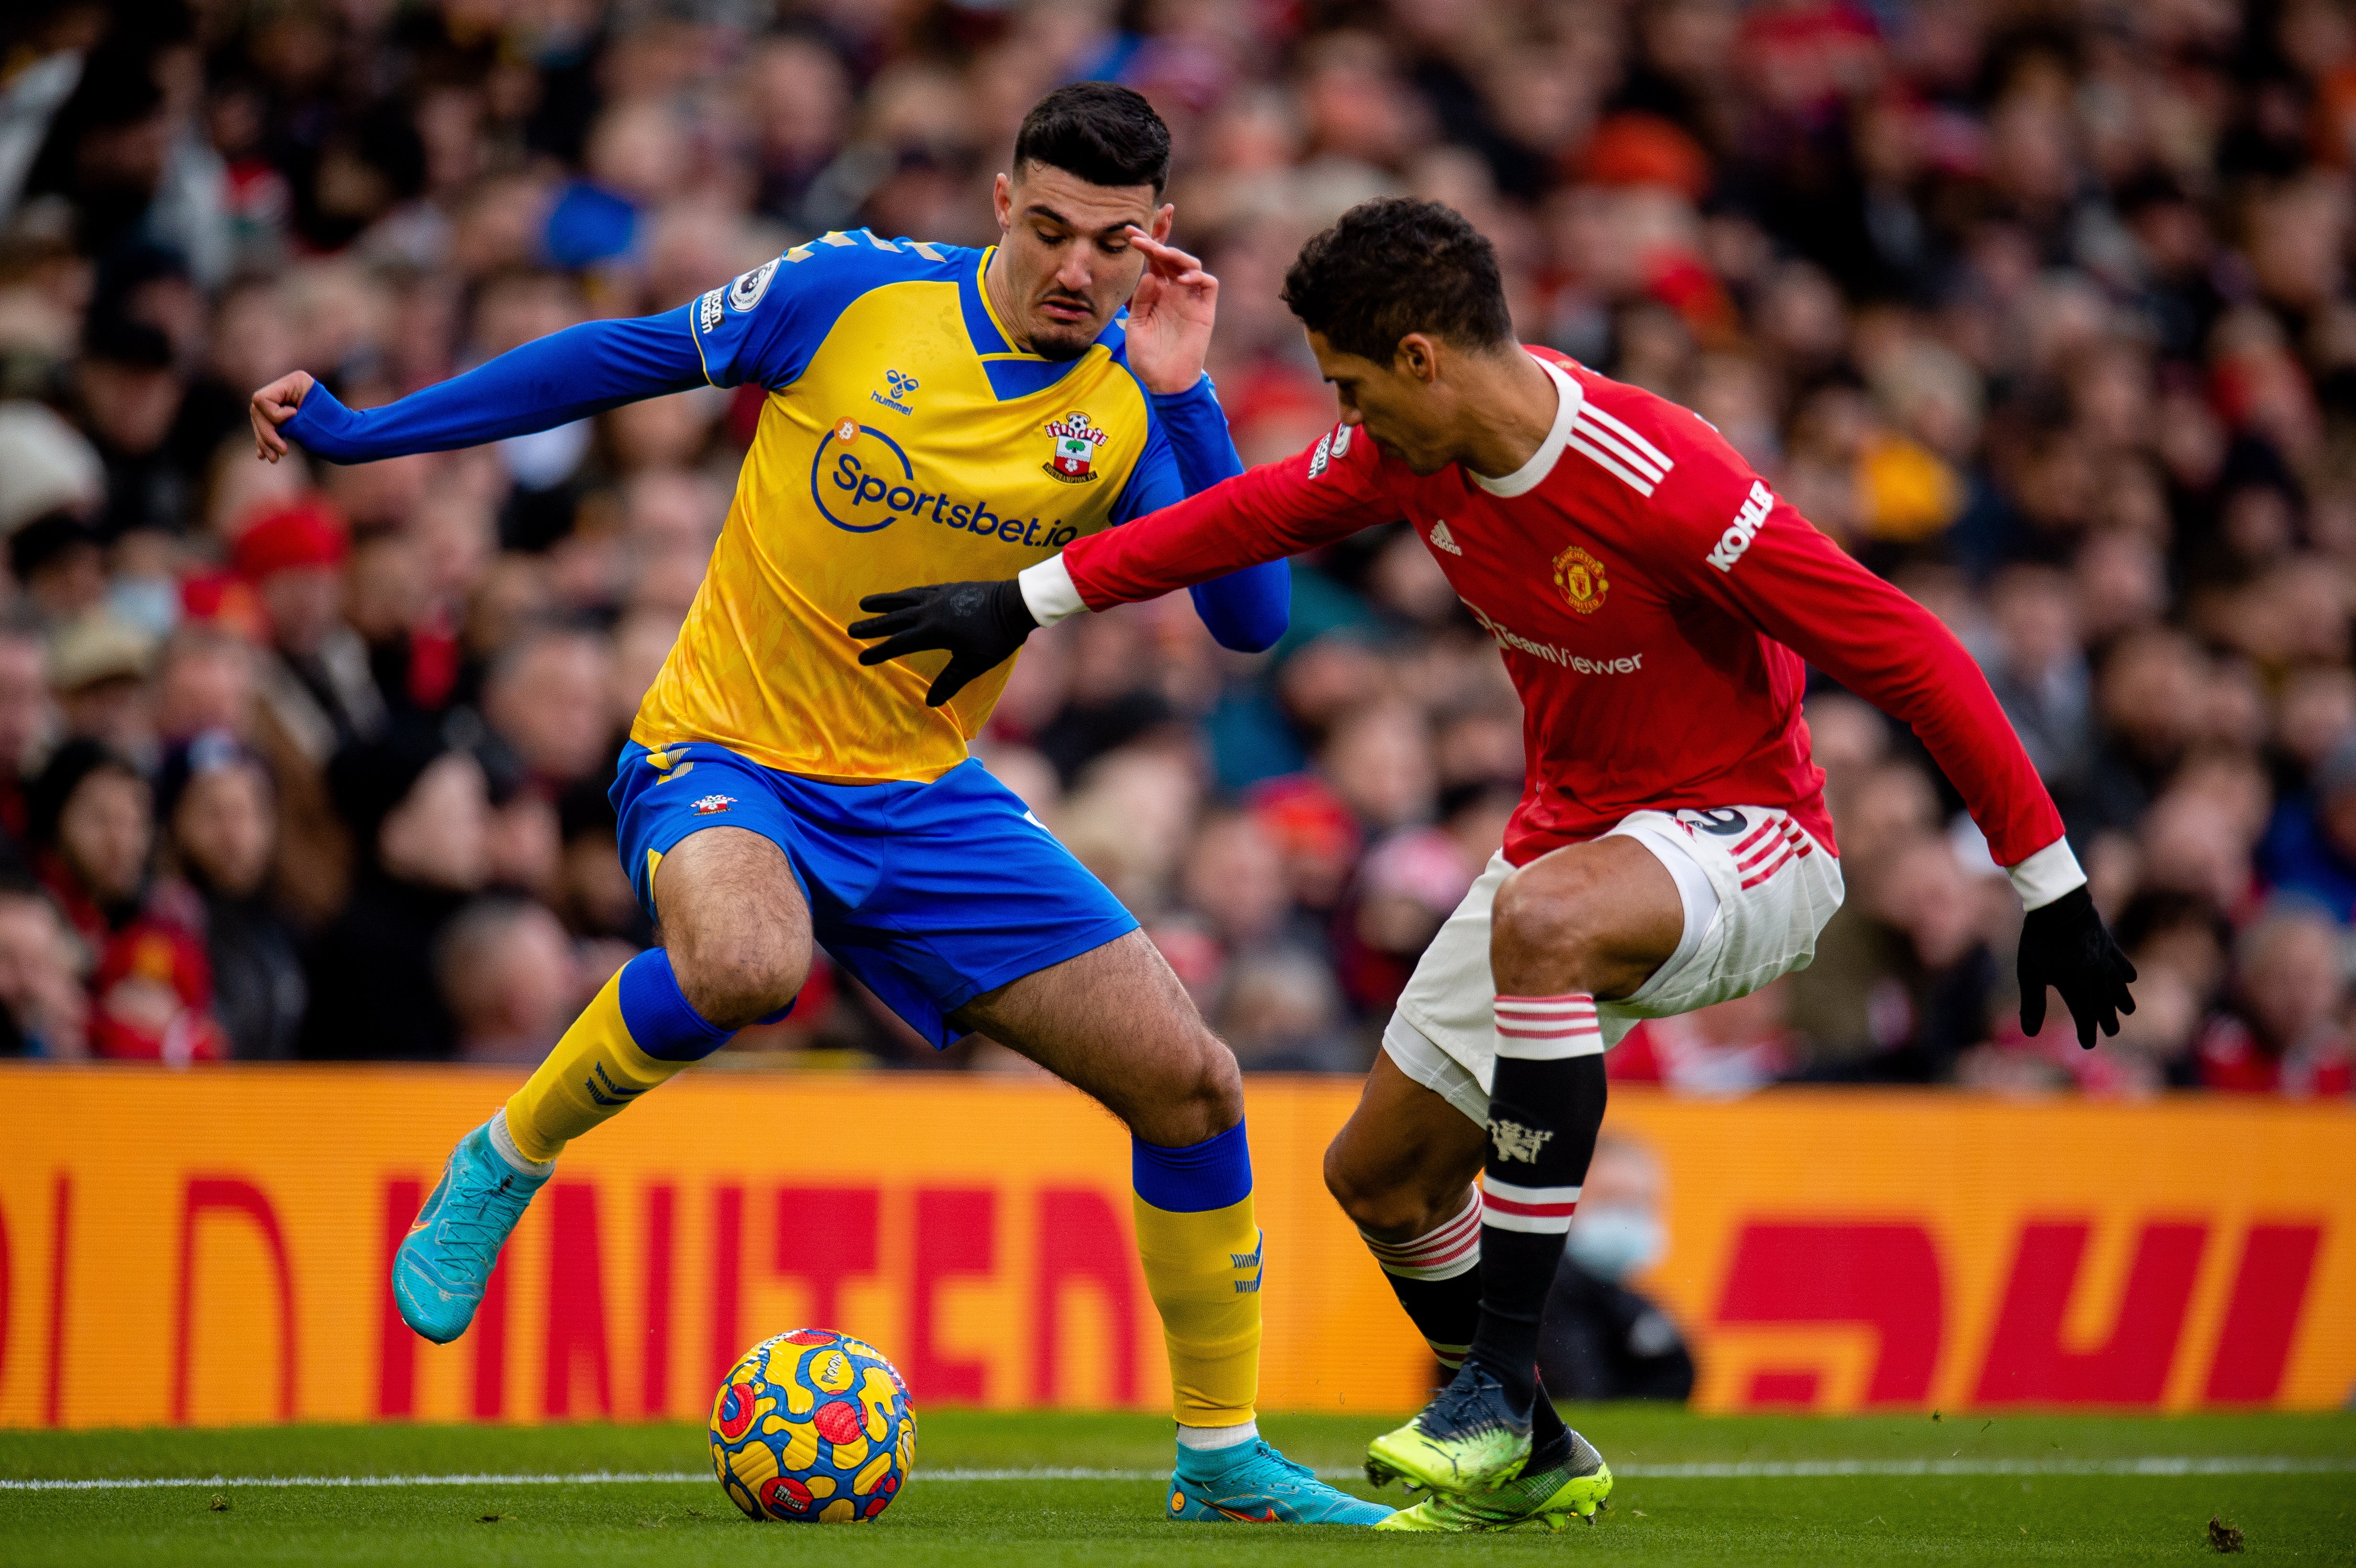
{"left": 1059, "top": 349, "right": 2065, "bottom": 870}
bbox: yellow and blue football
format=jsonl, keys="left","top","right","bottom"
{"left": 709, "top": 1329, "right": 916, "bottom": 1523}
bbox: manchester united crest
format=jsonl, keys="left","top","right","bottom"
{"left": 1552, "top": 544, "right": 1608, "bottom": 614}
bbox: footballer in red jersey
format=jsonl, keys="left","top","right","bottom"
{"left": 852, "top": 198, "right": 2136, "bottom": 1531}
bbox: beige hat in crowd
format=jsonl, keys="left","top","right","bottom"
{"left": 48, "top": 612, "right": 155, "bottom": 695}
{"left": 0, "top": 402, "right": 105, "bottom": 535}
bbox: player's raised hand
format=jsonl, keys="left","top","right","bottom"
{"left": 2017, "top": 885, "right": 2138, "bottom": 1050}
{"left": 250, "top": 370, "right": 315, "bottom": 462}
{"left": 851, "top": 579, "right": 1039, "bottom": 707}
{"left": 1122, "top": 227, "right": 1218, "bottom": 395}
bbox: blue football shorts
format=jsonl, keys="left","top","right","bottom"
{"left": 610, "top": 740, "right": 1139, "bottom": 1047}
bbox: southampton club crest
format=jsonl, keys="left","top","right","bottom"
{"left": 1044, "top": 411, "right": 1108, "bottom": 483}
{"left": 1552, "top": 544, "right": 1609, "bottom": 615}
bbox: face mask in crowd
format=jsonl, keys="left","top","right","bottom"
{"left": 1562, "top": 1205, "right": 1665, "bottom": 1282}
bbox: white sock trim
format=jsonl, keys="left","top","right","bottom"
{"left": 1494, "top": 993, "right": 1603, "bottom": 1060}
{"left": 486, "top": 1109, "right": 554, "bottom": 1176}
{"left": 1361, "top": 1188, "right": 1483, "bottom": 1281}
{"left": 1175, "top": 1418, "right": 1259, "bottom": 1452}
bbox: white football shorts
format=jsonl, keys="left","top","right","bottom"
{"left": 1383, "top": 806, "right": 1845, "bottom": 1126}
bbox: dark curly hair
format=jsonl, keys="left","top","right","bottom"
{"left": 1281, "top": 198, "right": 1514, "bottom": 363}
{"left": 1014, "top": 82, "right": 1171, "bottom": 193}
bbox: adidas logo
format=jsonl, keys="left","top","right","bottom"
{"left": 1429, "top": 520, "right": 1462, "bottom": 555}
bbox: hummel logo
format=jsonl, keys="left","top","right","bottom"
{"left": 1429, "top": 519, "right": 1462, "bottom": 555}
{"left": 1489, "top": 1119, "right": 1554, "bottom": 1164}
{"left": 1232, "top": 1229, "right": 1265, "bottom": 1293}
{"left": 586, "top": 1062, "right": 645, "bottom": 1108}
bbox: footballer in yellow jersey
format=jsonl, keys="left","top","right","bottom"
{"left": 252, "top": 84, "right": 1389, "bottom": 1526}
{"left": 272, "top": 188, "right": 1286, "bottom": 1051}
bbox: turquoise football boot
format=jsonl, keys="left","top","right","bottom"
{"left": 1166, "top": 1437, "right": 1395, "bottom": 1525}
{"left": 392, "top": 1118, "right": 549, "bottom": 1344}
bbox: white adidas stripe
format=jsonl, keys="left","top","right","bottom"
{"left": 1566, "top": 403, "right": 1676, "bottom": 496}
{"left": 1571, "top": 414, "right": 1666, "bottom": 483}
{"left": 1566, "top": 430, "right": 1659, "bottom": 495}
{"left": 1578, "top": 402, "right": 1674, "bottom": 472}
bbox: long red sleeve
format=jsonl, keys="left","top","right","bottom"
{"left": 1660, "top": 470, "right": 2065, "bottom": 867}
{"left": 1064, "top": 422, "right": 1396, "bottom": 609}
{"left": 1060, "top": 355, "right": 2067, "bottom": 874}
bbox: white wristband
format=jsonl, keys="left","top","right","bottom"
{"left": 1017, "top": 555, "right": 1087, "bottom": 626}
{"left": 2006, "top": 837, "right": 2086, "bottom": 911}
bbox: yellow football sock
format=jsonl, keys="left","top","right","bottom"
{"left": 502, "top": 969, "right": 689, "bottom": 1163}
{"left": 1133, "top": 1192, "right": 1263, "bottom": 1427}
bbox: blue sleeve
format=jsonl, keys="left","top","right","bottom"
{"left": 1112, "top": 373, "right": 1290, "bottom": 653}
{"left": 692, "top": 237, "right": 950, "bottom": 389}
{"left": 282, "top": 308, "right": 705, "bottom": 462}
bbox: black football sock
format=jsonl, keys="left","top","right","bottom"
{"left": 1529, "top": 1382, "right": 1571, "bottom": 1467}
{"left": 1359, "top": 1185, "right": 1572, "bottom": 1459}
{"left": 1358, "top": 1187, "right": 1483, "bottom": 1382}
{"left": 1465, "top": 993, "right": 1608, "bottom": 1418}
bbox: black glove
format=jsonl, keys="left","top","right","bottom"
{"left": 2017, "top": 884, "right": 2138, "bottom": 1050}
{"left": 850, "top": 578, "right": 1038, "bottom": 707}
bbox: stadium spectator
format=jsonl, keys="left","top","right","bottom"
{"left": 436, "top": 895, "right": 578, "bottom": 1064}
{"left": 27, "top": 736, "right": 223, "bottom": 1060}
{"left": 302, "top": 729, "right": 487, "bottom": 1060}
{"left": 156, "top": 730, "right": 303, "bottom": 1059}
{"left": 0, "top": 879, "right": 87, "bottom": 1057}
{"left": 480, "top": 623, "right": 617, "bottom": 793}
{"left": 236, "top": 495, "right": 382, "bottom": 762}
{"left": 2197, "top": 903, "right": 2356, "bottom": 1095}
{"left": 47, "top": 610, "right": 152, "bottom": 759}
{"left": 0, "top": 618, "right": 53, "bottom": 860}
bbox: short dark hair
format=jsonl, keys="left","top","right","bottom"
{"left": 1013, "top": 82, "right": 1171, "bottom": 193}
{"left": 1281, "top": 198, "right": 1514, "bottom": 363}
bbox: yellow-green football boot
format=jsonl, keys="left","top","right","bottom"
{"left": 1376, "top": 1429, "right": 1612, "bottom": 1532}
{"left": 1364, "top": 1365, "right": 1532, "bottom": 1494}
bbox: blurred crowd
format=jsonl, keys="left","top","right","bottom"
{"left": 2, "top": 0, "right": 2354, "bottom": 1097}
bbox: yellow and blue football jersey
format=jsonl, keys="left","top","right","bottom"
{"left": 634, "top": 231, "right": 1218, "bottom": 782}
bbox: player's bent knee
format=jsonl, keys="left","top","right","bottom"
{"left": 1493, "top": 858, "right": 1611, "bottom": 981}
{"left": 1135, "top": 1029, "right": 1242, "bottom": 1148}
{"left": 1322, "top": 1137, "right": 1433, "bottom": 1241}
{"left": 669, "top": 937, "right": 808, "bottom": 1031}
{"left": 1178, "top": 1031, "right": 1244, "bottom": 1138}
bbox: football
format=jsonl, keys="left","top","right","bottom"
{"left": 708, "top": 1329, "right": 916, "bottom": 1523}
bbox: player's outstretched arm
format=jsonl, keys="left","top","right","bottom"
{"left": 852, "top": 418, "right": 1396, "bottom": 704}
{"left": 251, "top": 309, "right": 707, "bottom": 465}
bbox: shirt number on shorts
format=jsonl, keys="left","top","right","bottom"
{"left": 1677, "top": 808, "right": 1749, "bottom": 837}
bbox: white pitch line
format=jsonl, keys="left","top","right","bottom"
{"left": 1616, "top": 1457, "right": 2356, "bottom": 1479}
{"left": 3, "top": 1457, "right": 2351, "bottom": 1492}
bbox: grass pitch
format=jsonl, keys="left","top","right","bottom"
{"left": 2, "top": 1407, "right": 2351, "bottom": 1565}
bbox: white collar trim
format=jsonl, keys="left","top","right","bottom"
{"left": 1469, "top": 354, "right": 1583, "bottom": 499}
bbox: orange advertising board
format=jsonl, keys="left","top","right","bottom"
{"left": 0, "top": 1066, "right": 2348, "bottom": 1429}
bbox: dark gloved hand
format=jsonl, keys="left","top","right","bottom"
{"left": 851, "top": 578, "right": 1038, "bottom": 707}
{"left": 2017, "top": 884, "right": 2138, "bottom": 1050}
